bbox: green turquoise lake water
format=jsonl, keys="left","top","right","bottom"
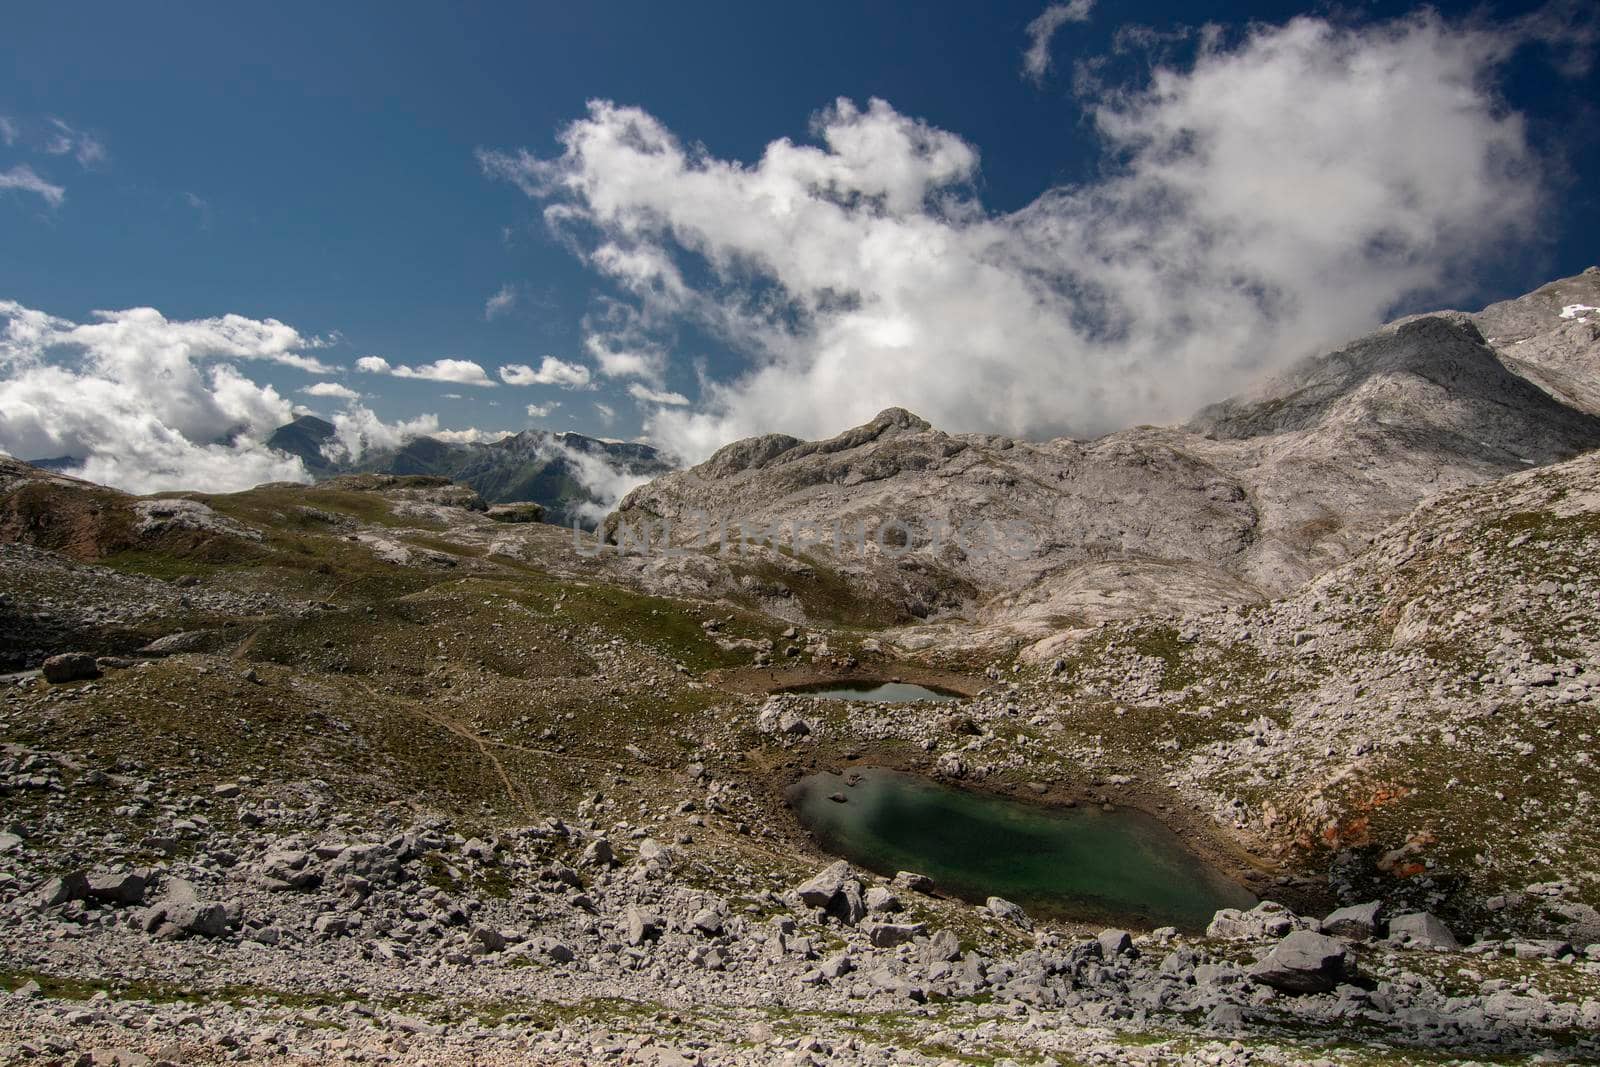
{"left": 789, "top": 768, "right": 1255, "bottom": 930}
{"left": 780, "top": 681, "right": 964, "bottom": 703}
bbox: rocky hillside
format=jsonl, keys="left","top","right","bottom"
{"left": 611, "top": 270, "right": 1600, "bottom": 648}
{"left": 1036, "top": 447, "right": 1600, "bottom": 943}
{"left": 3, "top": 454, "right": 1600, "bottom": 1064}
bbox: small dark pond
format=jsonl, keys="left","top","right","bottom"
{"left": 780, "top": 681, "right": 964, "bottom": 703}
{"left": 789, "top": 768, "right": 1255, "bottom": 930}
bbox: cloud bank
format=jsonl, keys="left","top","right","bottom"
{"left": 319, "top": 404, "right": 441, "bottom": 465}
{"left": 0, "top": 303, "right": 322, "bottom": 492}
{"left": 0, "top": 303, "right": 652, "bottom": 511}
{"left": 525, "top": 435, "right": 657, "bottom": 524}
{"left": 483, "top": 10, "right": 1570, "bottom": 463}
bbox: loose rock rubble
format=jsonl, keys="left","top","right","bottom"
{"left": 5, "top": 826, "right": 1600, "bottom": 1065}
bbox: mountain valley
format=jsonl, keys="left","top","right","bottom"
{"left": 1, "top": 270, "right": 1599, "bottom": 1064}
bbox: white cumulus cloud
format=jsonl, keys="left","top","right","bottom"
{"left": 302, "top": 381, "right": 361, "bottom": 400}
{"left": 483, "top": 10, "right": 1566, "bottom": 463}
{"left": 356, "top": 355, "right": 496, "bottom": 387}
{"left": 526, "top": 400, "right": 561, "bottom": 418}
{"left": 499, "top": 356, "right": 592, "bottom": 388}
{"left": 581, "top": 334, "right": 666, "bottom": 382}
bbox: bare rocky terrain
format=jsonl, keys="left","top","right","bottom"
{"left": 2, "top": 270, "right": 1600, "bottom": 1065}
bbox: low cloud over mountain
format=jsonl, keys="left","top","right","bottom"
{"left": 483, "top": 8, "right": 1586, "bottom": 462}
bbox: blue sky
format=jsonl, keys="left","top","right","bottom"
{"left": 1, "top": 0, "right": 1596, "bottom": 490}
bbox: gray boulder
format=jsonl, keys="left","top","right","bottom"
{"left": 624, "top": 906, "right": 663, "bottom": 946}
{"left": 867, "top": 921, "right": 927, "bottom": 948}
{"left": 795, "top": 862, "right": 853, "bottom": 906}
{"left": 327, "top": 842, "right": 406, "bottom": 885}
{"left": 923, "top": 928, "right": 962, "bottom": 964}
{"left": 1207, "top": 900, "right": 1308, "bottom": 940}
{"left": 832, "top": 881, "right": 867, "bottom": 924}
{"left": 1511, "top": 939, "right": 1572, "bottom": 960}
{"left": 42, "top": 653, "right": 100, "bottom": 683}
{"left": 690, "top": 908, "right": 724, "bottom": 936}
{"left": 471, "top": 925, "right": 506, "bottom": 953}
{"left": 984, "top": 896, "right": 1030, "bottom": 927}
{"left": 866, "top": 967, "right": 927, "bottom": 1002}
{"left": 893, "top": 871, "right": 935, "bottom": 894}
{"left": 31, "top": 871, "right": 89, "bottom": 909}
{"left": 1205, "top": 1003, "right": 1249, "bottom": 1030}
{"left": 140, "top": 631, "right": 219, "bottom": 656}
{"left": 540, "top": 938, "right": 575, "bottom": 963}
{"left": 256, "top": 849, "right": 321, "bottom": 891}
{"left": 159, "top": 901, "right": 233, "bottom": 939}
{"left": 580, "top": 838, "right": 616, "bottom": 867}
{"left": 1249, "top": 930, "right": 1348, "bottom": 994}
{"left": 86, "top": 870, "right": 148, "bottom": 906}
{"left": 864, "top": 886, "right": 901, "bottom": 914}
{"left": 1322, "top": 901, "right": 1382, "bottom": 940}
{"left": 312, "top": 914, "right": 350, "bottom": 938}
{"left": 1098, "top": 928, "right": 1135, "bottom": 959}
{"left": 777, "top": 710, "right": 813, "bottom": 737}
{"left": 819, "top": 952, "right": 854, "bottom": 979}
{"left": 1388, "top": 911, "right": 1461, "bottom": 950}
{"left": 795, "top": 860, "right": 866, "bottom": 923}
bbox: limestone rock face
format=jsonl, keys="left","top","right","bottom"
{"left": 1469, "top": 265, "right": 1600, "bottom": 417}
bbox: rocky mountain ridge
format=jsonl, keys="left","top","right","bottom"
{"left": 611, "top": 268, "right": 1600, "bottom": 650}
